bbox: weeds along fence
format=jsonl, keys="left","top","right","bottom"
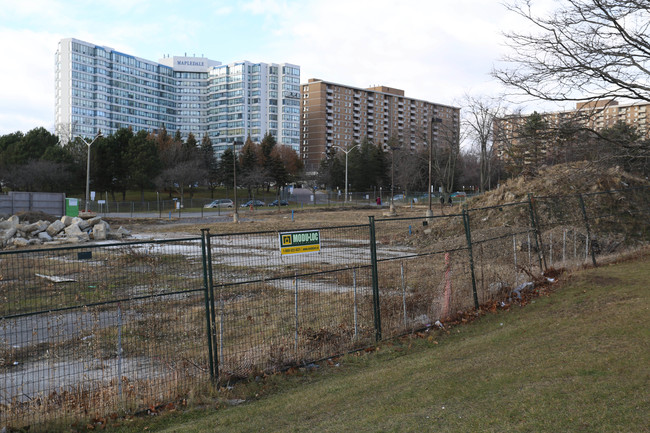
{"left": 1, "top": 187, "right": 649, "bottom": 430}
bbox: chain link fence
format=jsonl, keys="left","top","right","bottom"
{"left": 1, "top": 187, "right": 648, "bottom": 430}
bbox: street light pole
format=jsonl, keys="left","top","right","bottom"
{"left": 428, "top": 125, "right": 433, "bottom": 213}
{"left": 387, "top": 141, "right": 400, "bottom": 216}
{"left": 427, "top": 118, "right": 442, "bottom": 218}
{"left": 78, "top": 131, "right": 102, "bottom": 213}
{"left": 332, "top": 144, "right": 359, "bottom": 203}
{"left": 232, "top": 140, "right": 239, "bottom": 223}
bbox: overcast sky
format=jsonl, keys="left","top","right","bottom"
{"left": 0, "top": 0, "right": 561, "bottom": 136}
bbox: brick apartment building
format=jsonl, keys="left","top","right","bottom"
{"left": 300, "top": 79, "right": 460, "bottom": 172}
{"left": 494, "top": 99, "right": 650, "bottom": 166}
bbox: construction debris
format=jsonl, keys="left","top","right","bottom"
{"left": 0, "top": 214, "right": 131, "bottom": 249}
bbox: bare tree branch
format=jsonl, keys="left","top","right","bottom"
{"left": 494, "top": 0, "right": 650, "bottom": 104}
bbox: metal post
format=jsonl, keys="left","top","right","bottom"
{"left": 353, "top": 268, "right": 358, "bottom": 340}
{"left": 219, "top": 299, "right": 224, "bottom": 367}
{"left": 333, "top": 144, "right": 359, "bottom": 204}
{"left": 233, "top": 140, "right": 239, "bottom": 223}
{"left": 427, "top": 118, "right": 441, "bottom": 217}
{"left": 345, "top": 151, "right": 349, "bottom": 204}
{"left": 117, "top": 302, "right": 123, "bottom": 402}
{"left": 401, "top": 262, "right": 407, "bottom": 328}
{"left": 577, "top": 194, "right": 598, "bottom": 267}
{"left": 428, "top": 127, "right": 433, "bottom": 213}
{"left": 462, "top": 208, "right": 480, "bottom": 310}
{"left": 513, "top": 235, "right": 518, "bottom": 285}
{"left": 200, "top": 229, "right": 216, "bottom": 381}
{"left": 368, "top": 216, "right": 382, "bottom": 341}
{"left": 527, "top": 194, "right": 546, "bottom": 272}
{"left": 79, "top": 132, "right": 102, "bottom": 213}
{"left": 294, "top": 273, "right": 299, "bottom": 354}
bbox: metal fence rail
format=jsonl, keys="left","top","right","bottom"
{"left": 1, "top": 187, "right": 649, "bottom": 430}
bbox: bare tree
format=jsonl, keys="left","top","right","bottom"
{"left": 462, "top": 95, "right": 504, "bottom": 192}
{"left": 1, "top": 160, "right": 72, "bottom": 192}
{"left": 494, "top": 0, "right": 650, "bottom": 104}
{"left": 393, "top": 147, "right": 427, "bottom": 198}
{"left": 156, "top": 160, "right": 206, "bottom": 208}
{"left": 414, "top": 118, "right": 463, "bottom": 201}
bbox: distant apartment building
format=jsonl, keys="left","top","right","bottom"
{"left": 300, "top": 79, "right": 460, "bottom": 172}
{"left": 494, "top": 99, "right": 650, "bottom": 164}
{"left": 55, "top": 38, "right": 300, "bottom": 157}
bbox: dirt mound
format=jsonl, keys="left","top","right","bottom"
{"left": 467, "top": 162, "right": 649, "bottom": 208}
{"left": 15, "top": 210, "right": 58, "bottom": 223}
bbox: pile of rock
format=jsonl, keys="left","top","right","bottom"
{"left": 0, "top": 214, "right": 131, "bottom": 249}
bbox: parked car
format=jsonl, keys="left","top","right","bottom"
{"left": 450, "top": 192, "right": 467, "bottom": 198}
{"left": 269, "top": 199, "right": 289, "bottom": 206}
{"left": 204, "top": 199, "right": 234, "bottom": 208}
{"left": 241, "top": 199, "right": 266, "bottom": 208}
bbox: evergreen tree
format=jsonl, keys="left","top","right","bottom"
{"left": 239, "top": 135, "right": 261, "bottom": 196}
{"left": 127, "top": 130, "right": 161, "bottom": 201}
{"left": 217, "top": 146, "right": 237, "bottom": 196}
{"left": 200, "top": 135, "right": 219, "bottom": 198}
{"left": 92, "top": 128, "right": 131, "bottom": 200}
{"left": 519, "top": 112, "right": 549, "bottom": 176}
{"left": 182, "top": 132, "right": 199, "bottom": 162}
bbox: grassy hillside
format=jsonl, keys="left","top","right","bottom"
{"left": 98, "top": 248, "right": 649, "bottom": 433}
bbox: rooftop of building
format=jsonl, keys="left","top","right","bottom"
{"left": 304, "top": 78, "right": 460, "bottom": 110}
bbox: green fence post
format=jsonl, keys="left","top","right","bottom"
{"left": 368, "top": 216, "right": 382, "bottom": 341}
{"left": 200, "top": 228, "right": 217, "bottom": 381}
{"left": 462, "top": 207, "right": 480, "bottom": 310}
{"left": 527, "top": 194, "right": 546, "bottom": 272}
{"left": 577, "top": 194, "right": 598, "bottom": 267}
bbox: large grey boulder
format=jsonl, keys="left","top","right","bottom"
{"left": 108, "top": 226, "right": 131, "bottom": 240}
{"left": 0, "top": 227, "right": 17, "bottom": 246}
{"left": 11, "top": 237, "right": 30, "bottom": 247}
{"left": 71, "top": 217, "right": 90, "bottom": 231}
{"left": 64, "top": 223, "right": 89, "bottom": 242}
{"left": 0, "top": 216, "right": 20, "bottom": 230}
{"left": 21, "top": 220, "right": 50, "bottom": 234}
{"left": 0, "top": 216, "right": 20, "bottom": 246}
{"left": 38, "top": 231, "right": 53, "bottom": 242}
{"left": 60, "top": 215, "right": 74, "bottom": 227}
{"left": 86, "top": 216, "right": 104, "bottom": 227}
{"left": 92, "top": 221, "right": 109, "bottom": 240}
{"left": 46, "top": 220, "right": 66, "bottom": 237}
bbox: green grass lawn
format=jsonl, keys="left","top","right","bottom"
{"left": 104, "top": 251, "right": 650, "bottom": 433}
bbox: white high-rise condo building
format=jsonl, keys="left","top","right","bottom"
{"left": 55, "top": 38, "right": 300, "bottom": 156}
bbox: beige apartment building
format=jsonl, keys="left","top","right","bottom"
{"left": 495, "top": 99, "right": 650, "bottom": 164}
{"left": 300, "top": 79, "right": 460, "bottom": 172}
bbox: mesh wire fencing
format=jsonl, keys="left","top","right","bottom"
{"left": 464, "top": 202, "right": 540, "bottom": 305}
{"left": 0, "top": 238, "right": 209, "bottom": 428}
{"left": 202, "top": 224, "right": 376, "bottom": 382}
{"left": 373, "top": 214, "right": 472, "bottom": 339}
{"left": 1, "top": 187, "right": 649, "bottom": 430}
{"left": 533, "top": 188, "right": 650, "bottom": 269}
